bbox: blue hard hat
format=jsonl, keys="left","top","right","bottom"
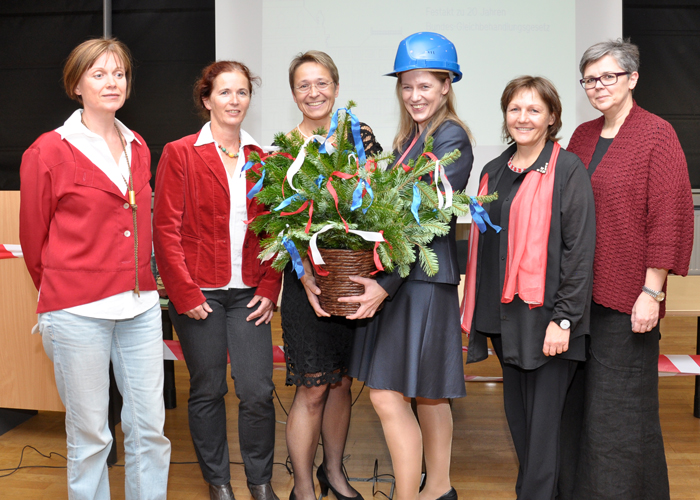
{"left": 386, "top": 32, "right": 462, "bottom": 83}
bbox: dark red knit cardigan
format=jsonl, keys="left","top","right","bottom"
{"left": 567, "top": 102, "right": 694, "bottom": 317}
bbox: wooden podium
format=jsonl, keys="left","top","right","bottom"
{"left": 0, "top": 191, "right": 64, "bottom": 412}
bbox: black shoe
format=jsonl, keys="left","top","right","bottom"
{"left": 209, "top": 482, "right": 235, "bottom": 500}
{"left": 248, "top": 482, "right": 280, "bottom": 500}
{"left": 435, "top": 488, "right": 457, "bottom": 500}
{"left": 289, "top": 487, "right": 296, "bottom": 500}
{"left": 316, "top": 464, "right": 363, "bottom": 500}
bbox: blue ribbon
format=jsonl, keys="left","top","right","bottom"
{"left": 247, "top": 169, "right": 265, "bottom": 199}
{"left": 470, "top": 197, "right": 501, "bottom": 233}
{"left": 320, "top": 108, "right": 366, "bottom": 164}
{"left": 411, "top": 183, "right": 422, "bottom": 225}
{"left": 273, "top": 193, "right": 306, "bottom": 211}
{"left": 242, "top": 160, "right": 254, "bottom": 172}
{"left": 351, "top": 179, "right": 374, "bottom": 213}
{"left": 315, "top": 175, "right": 325, "bottom": 188}
{"left": 282, "top": 236, "right": 305, "bottom": 278}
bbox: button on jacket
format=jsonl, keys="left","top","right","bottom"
{"left": 19, "top": 125, "right": 157, "bottom": 314}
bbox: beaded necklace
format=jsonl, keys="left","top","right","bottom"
{"left": 507, "top": 153, "right": 525, "bottom": 174}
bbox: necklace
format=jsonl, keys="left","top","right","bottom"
{"left": 295, "top": 123, "right": 311, "bottom": 140}
{"left": 81, "top": 113, "right": 140, "bottom": 296}
{"left": 114, "top": 125, "right": 140, "bottom": 297}
{"left": 296, "top": 122, "right": 334, "bottom": 142}
{"left": 218, "top": 143, "right": 239, "bottom": 158}
{"left": 507, "top": 153, "right": 525, "bottom": 174}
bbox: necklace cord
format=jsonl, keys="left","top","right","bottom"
{"left": 80, "top": 113, "right": 140, "bottom": 295}
{"left": 114, "top": 125, "right": 140, "bottom": 297}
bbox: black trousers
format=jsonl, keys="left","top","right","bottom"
{"left": 491, "top": 335, "right": 577, "bottom": 500}
{"left": 170, "top": 288, "right": 276, "bottom": 486}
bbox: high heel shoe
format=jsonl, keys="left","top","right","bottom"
{"left": 316, "top": 464, "right": 363, "bottom": 500}
{"left": 434, "top": 487, "right": 457, "bottom": 500}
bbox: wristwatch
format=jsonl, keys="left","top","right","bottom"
{"left": 642, "top": 286, "right": 666, "bottom": 302}
{"left": 556, "top": 319, "right": 571, "bottom": 330}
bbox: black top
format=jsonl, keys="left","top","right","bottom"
{"left": 587, "top": 136, "right": 613, "bottom": 178}
{"left": 474, "top": 164, "right": 520, "bottom": 333}
{"left": 467, "top": 141, "right": 596, "bottom": 370}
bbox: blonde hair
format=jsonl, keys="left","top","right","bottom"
{"left": 393, "top": 71, "right": 472, "bottom": 153}
{"left": 63, "top": 38, "right": 133, "bottom": 104}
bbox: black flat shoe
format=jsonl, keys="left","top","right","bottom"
{"left": 316, "top": 464, "right": 363, "bottom": 500}
{"left": 434, "top": 487, "right": 457, "bottom": 500}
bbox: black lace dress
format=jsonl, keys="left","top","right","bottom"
{"left": 282, "top": 123, "right": 382, "bottom": 387}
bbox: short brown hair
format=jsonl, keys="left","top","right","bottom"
{"left": 193, "top": 61, "right": 260, "bottom": 119}
{"left": 63, "top": 38, "right": 133, "bottom": 104}
{"left": 288, "top": 50, "right": 339, "bottom": 91}
{"left": 500, "top": 76, "right": 562, "bottom": 144}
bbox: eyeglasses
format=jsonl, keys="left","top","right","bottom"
{"left": 295, "top": 81, "right": 334, "bottom": 94}
{"left": 579, "top": 72, "right": 630, "bottom": 89}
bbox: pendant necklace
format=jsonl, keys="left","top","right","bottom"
{"left": 82, "top": 112, "right": 140, "bottom": 296}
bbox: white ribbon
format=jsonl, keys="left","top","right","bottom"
{"left": 309, "top": 224, "right": 385, "bottom": 265}
{"left": 287, "top": 135, "right": 336, "bottom": 192}
{"left": 433, "top": 159, "right": 453, "bottom": 209}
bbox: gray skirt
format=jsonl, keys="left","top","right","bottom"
{"left": 348, "top": 280, "right": 466, "bottom": 399}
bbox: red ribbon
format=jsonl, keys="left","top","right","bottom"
{"left": 370, "top": 230, "right": 385, "bottom": 275}
{"left": 326, "top": 171, "right": 358, "bottom": 232}
{"left": 280, "top": 201, "right": 309, "bottom": 216}
{"left": 244, "top": 210, "right": 270, "bottom": 224}
{"left": 305, "top": 201, "right": 314, "bottom": 233}
{"left": 308, "top": 249, "right": 329, "bottom": 276}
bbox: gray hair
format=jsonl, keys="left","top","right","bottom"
{"left": 579, "top": 38, "right": 640, "bottom": 76}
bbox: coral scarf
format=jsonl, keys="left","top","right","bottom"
{"left": 460, "top": 174, "right": 490, "bottom": 334}
{"left": 502, "top": 142, "right": 560, "bottom": 307}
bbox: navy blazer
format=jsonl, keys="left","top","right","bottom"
{"left": 377, "top": 120, "right": 473, "bottom": 297}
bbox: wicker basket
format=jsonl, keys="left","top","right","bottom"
{"left": 314, "top": 248, "right": 377, "bottom": 316}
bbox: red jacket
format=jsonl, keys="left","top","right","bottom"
{"left": 153, "top": 131, "right": 282, "bottom": 314}
{"left": 19, "top": 130, "right": 157, "bottom": 313}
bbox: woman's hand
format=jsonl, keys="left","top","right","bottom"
{"left": 631, "top": 292, "right": 660, "bottom": 333}
{"left": 543, "top": 321, "right": 570, "bottom": 356}
{"left": 339, "top": 276, "right": 388, "bottom": 320}
{"left": 300, "top": 271, "right": 330, "bottom": 317}
{"left": 186, "top": 301, "right": 213, "bottom": 320}
{"left": 247, "top": 295, "right": 274, "bottom": 325}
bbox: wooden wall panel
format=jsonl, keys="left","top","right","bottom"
{"left": 0, "top": 191, "right": 64, "bottom": 411}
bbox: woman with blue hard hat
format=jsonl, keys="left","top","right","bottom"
{"left": 343, "top": 32, "right": 473, "bottom": 500}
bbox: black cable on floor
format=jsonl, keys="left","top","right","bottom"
{"left": 0, "top": 445, "right": 67, "bottom": 478}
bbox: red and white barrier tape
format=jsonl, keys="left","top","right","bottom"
{"left": 163, "top": 340, "right": 286, "bottom": 365}
{"left": 462, "top": 347, "right": 700, "bottom": 381}
{"left": 658, "top": 354, "right": 700, "bottom": 375}
{"left": 0, "top": 244, "right": 22, "bottom": 259}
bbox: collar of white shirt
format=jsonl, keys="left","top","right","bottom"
{"left": 56, "top": 109, "right": 141, "bottom": 145}
{"left": 194, "top": 121, "right": 260, "bottom": 151}
{"left": 55, "top": 109, "right": 141, "bottom": 195}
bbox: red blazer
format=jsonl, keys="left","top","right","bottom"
{"left": 19, "top": 130, "right": 157, "bottom": 313}
{"left": 153, "top": 131, "right": 282, "bottom": 314}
